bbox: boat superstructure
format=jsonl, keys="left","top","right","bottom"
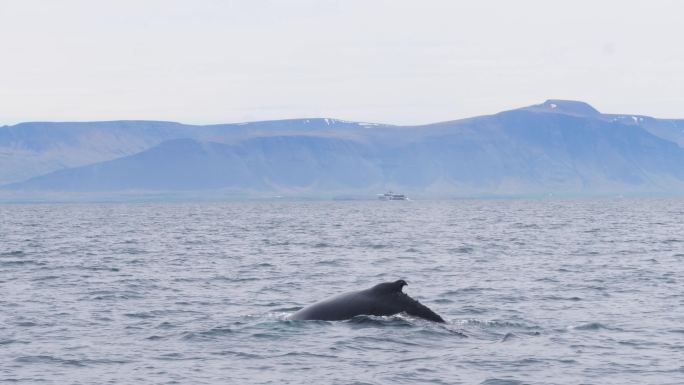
{"left": 377, "top": 191, "right": 409, "bottom": 201}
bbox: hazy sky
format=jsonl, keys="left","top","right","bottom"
{"left": 1, "top": 0, "right": 683, "bottom": 125}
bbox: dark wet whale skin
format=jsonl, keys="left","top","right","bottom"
{"left": 289, "top": 280, "right": 445, "bottom": 323}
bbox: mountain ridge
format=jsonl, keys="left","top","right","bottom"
{"left": 3, "top": 100, "right": 684, "bottom": 197}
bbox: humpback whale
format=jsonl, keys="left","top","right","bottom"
{"left": 290, "top": 280, "right": 445, "bottom": 323}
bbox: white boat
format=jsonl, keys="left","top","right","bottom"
{"left": 377, "top": 191, "right": 409, "bottom": 201}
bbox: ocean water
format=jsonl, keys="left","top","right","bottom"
{"left": 1, "top": 199, "right": 683, "bottom": 385}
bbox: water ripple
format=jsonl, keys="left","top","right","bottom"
{"left": 1, "top": 199, "right": 683, "bottom": 384}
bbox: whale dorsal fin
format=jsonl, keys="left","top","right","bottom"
{"left": 370, "top": 280, "right": 408, "bottom": 294}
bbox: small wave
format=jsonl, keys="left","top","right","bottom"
{"left": 570, "top": 322, "right": 621, "bottom": 331}
{"left": 245, "top": 316, "right": 336, "bottom": 335}
{"left": 345, "top": 315, "right": 414, "bottom": 327}
{"left": 210, "top": 350, "right": 262, "bottom": 359}
{"left": 251, "top": 332, "right": 282, "bottom": 339}
{"left": 232, "top": 277, "right": 260, "bottom": 282}
{"left": 434, "top": 298, "right": 454, "bottom": 304}
{"left": 481, "top": 378, "right": 526, "bottom": 385}
{"left": 512, "top": 222, "right": 540, "bottom": 229}
{"left": 448, "top": 246, "right": 474, "bottom": 254}
{"left": 585, "top": 285, "right": 607, "bottom": 291}
{"left": 89, "top": 291, "right": 144, "bottom": 300}
{"left": 455, "top": 305, "right": 490, "bottom": 314}
{"left": 1, "top": 259, "right": 45, "bottom": 267}
{"left": 262, "top": 240, "right": 291, "bottom": 246}
{"left": 457, "top": 319, "right": 539, "bottom": 331}
{"left": 125, "top": 309, "right": 202, "bottom": 319}
{"left": 535, "top": 277, "right": 559, "bottom": 283}
{"left": 542, "top": 295, "right": 582, "bottom": 301}
{"left": 255, "top": 262, "right": 274, "bottom": 267}
{"left": 435, "top": 325, "right": 469, "bottom": 338}
{"left": 315, "top": 259, "right": 341, "bottom": 266}
{"left": 0, "top": 250, "right": 25, "bottom": 257}
{"left": 145, "top": 335, "right": 166, "bottom": 341}
{"left": 14, "top": 355, "right": 85, "bottom": 367}
{"left": 155, "top": 352, "right": 201, "bottom": 361}
{"left": 496, "top": 295, "right": 529, "bottom": 303}
{"left": 119, "top": 248, "right": 144, "bottom": 255}
{"left": 81, "top": 265, "right": 120, "bottom": 272}
{"left": 349, "top": 335, "right": 423, "bottom": 347}
{"left": 276, "top": 318, "right": 332, "bottom": 328}
{"left": 618, "top": 339, "right": 658, "bottom": 347}
{"left": 275, "top": 351, "right": 337, "bottom": 359}
{"left": 30, "top": 275, "right": 60, "bottom": 282}
{"left": 181, "top": 326, "right": 234, "bottom": 341}
{"left": 368, "top": 244, "right": 388, "bottom": 249}
{"left": 124, "top": 312, "right": 156, "bottom": 319}
{"left": 443, "top": 287, "right": 490, "bottom": 295}
{"left": 155, "top": 321, "right": 176, "bottom": 329}
{"left": 173, "top": 277, "right": 204, "bottom": 283}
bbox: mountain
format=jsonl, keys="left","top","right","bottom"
{"left": 0, "top": 118, "right": 381, "bottom": 185}
{"left": 3, "top": 100, "right": 684, "bottom": 197}
{"left": 8, "top": 137, "right": 380, "bottom": 192}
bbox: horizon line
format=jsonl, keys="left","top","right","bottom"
{"left": 3, "top": 99, "right": 682, "bottom": 128}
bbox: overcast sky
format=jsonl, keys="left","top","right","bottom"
{"left": 1, "top": 0, "right": 683, "bottom": 125}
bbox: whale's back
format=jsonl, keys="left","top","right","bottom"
{"left": 290, "top": 290, "right": 372, "bottom": 321}
{"left": 289, "top": 281, "right": 444, "bottom": 323}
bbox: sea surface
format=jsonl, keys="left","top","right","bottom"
{"left": 1, "top": 199, "right": 683, "bottom": 385}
